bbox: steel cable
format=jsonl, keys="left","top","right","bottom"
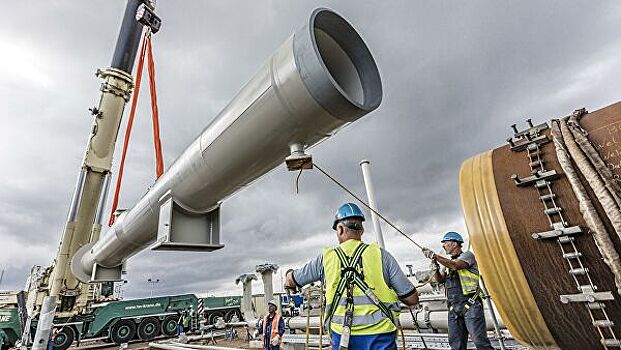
{"left": 313, "top": 162, "right": 424, "bottom": 249}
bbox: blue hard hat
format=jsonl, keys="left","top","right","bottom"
{"left": 441, "top": 231, "right": 464, "bottom": 243}
{"left": 332, "top": 203, "right": 365, "bottom": 230}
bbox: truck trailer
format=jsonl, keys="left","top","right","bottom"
{"left": 2, "top": 292, "right": 241, "bottom": 350}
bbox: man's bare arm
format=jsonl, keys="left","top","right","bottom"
{"left": 399, "top": 291, "right": 419, "bottom": 306}
{"left": 434, "top": 254, "right": 469, "bottom": 270}
{"left": 284, "top": 270, "right": 298, "bottom": 290}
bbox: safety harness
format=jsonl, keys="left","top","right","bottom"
{"left": 447, "top": 267, "right": 483, "bottom": 318}
{"left": 325, "top": 243, "right": 398, "bottom": 349}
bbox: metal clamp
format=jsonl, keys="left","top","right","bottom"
{"left": 511, "top": 169, "right": 559, "bottom": 187}
{"left": 560, "top": 291, "right": 614, "bottom": 304}
{"left": 531, "top": 225, "right": 582, "bottom": 240}
{"left": 511, "top": 118, "right": 549, "bottom": 138}
{"left": 507, "top": 119, "right": 551, "bottom": 152}
{"left": 509, "top": 134, "right": 551, "bottom": 152}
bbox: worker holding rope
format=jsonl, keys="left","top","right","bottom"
{"left": 422, "top": 232, "right": 494, "bottom": 350}
{"left": 284, "top": 203, "right": 419, "bottom": 350}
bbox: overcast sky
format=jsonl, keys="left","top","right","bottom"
{"left": 1, "top": 1, "right": 621, "bottom": 299}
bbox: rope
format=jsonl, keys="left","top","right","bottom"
{"left": 313, "top": 163, "right": 424, "bottom": 250}
{"left": 108, "top": 30, "right": 165, "bottom": 226}
{"left": 295, "top": 167, "right": 303, "bottom": 194}
{"left": 407, "top": 306, "right": 428, "bottom": 348}
{"left": 414, "top": 262, "right": 440, "bottom": 289}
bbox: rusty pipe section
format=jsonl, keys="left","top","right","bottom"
{"left": 72, "top": 8, "right": 382, "bottom": 282}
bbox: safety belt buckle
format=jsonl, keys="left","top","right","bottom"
{"left": 343, "top": 309, "right": 353, "bottom": 325}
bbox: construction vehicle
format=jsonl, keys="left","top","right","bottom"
{"left": 20, "top": 1, "right": 382, "bottom": 349}
{"left": 2, "top": 290, "right": 241, "bottom": 350}
{"left": 0, "top": 291, "right": 27, "bottom": 350}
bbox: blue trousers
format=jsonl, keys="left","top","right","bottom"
{"left": 330, "top": 331, "right": 397, "bottom": 350}
{"left": 448, "top": 300, "right": 494, "bottom": 350}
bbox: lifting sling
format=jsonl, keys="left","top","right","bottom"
{"left": 108, "top": 30, "right": 164, "bottom": 226}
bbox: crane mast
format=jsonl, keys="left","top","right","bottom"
{"left": 30, "top": 2, "right": 160, "bottom": 349}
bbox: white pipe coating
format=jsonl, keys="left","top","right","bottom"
{"left": 72, "top": 8, "right": 382, "bottom": 282}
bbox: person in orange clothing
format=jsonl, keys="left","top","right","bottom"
{"left": 257, "top": 300, "right": 285, "bottom": 349}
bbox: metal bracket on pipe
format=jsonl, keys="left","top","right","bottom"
{"left": 560, "top": 291, "right": 614, "bottom": 304}
{"left": 508, "top": 134, "right": 550, "bottom": 152}
{"left": 531, "top": 225, "right": 582, "bottom": 240}
{"left": 285, "top": 143, "right": 312, "bottom": 171}
{"left": 511, "top": 169, "right": 559, "bottom": 187}
{"left": 152, "top": 191, "right": 225, "bottom": 252}
{"left": 507, "top": 119, "right": 550, "bottom": 152}
{"left": 91, "top": 263, "right": 123, "bottom": 283}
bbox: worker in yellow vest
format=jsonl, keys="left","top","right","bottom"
{"left": 285, "top": 203, "right": 419, "bottom": 350}
{"left": 288, "top": 298, "right": 296, "bottom": 316}
{"left": 422, "top": 232, "right": 494, "bottom": 350}
{"left": 257, "top": 299, "right": 285, "bottom": 349}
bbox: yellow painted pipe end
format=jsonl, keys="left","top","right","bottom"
{"left": 459, "top": 151, "right": 559, "bottom": 349}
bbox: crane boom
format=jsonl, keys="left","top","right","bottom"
{"left": 31, "top": 2, "right": 159, "bottom": 349}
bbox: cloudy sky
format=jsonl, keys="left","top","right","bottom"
{"left": 1, "top": 1, "right": 621, "bottom": 299}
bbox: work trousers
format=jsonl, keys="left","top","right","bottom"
{"left": 448, "top": 300, "right": 494, "bottom": 350}
{"left": 330, "top": 331, "right": 397, "bottom": 350}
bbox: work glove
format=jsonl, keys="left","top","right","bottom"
{"left": 422, "top": 247, "right": 435, "bottom": 259}
{"left": 430, "top": 259, "right": 440, "bottom": 271}
{"left": 270, "top": 334, "right": 280, "bottom": 346}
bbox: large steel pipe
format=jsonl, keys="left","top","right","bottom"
{"left": 72, "top": 8, "right": 382, "bottom": 282}
{"left": 460, "top": 102, "right": 621, "bottom": 349}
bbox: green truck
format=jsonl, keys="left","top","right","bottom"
{"left": 0, "top": 292, "right": 242, "bottom": 350}
{"left": 0, "top": 291, "right": 27, "bottom": 350}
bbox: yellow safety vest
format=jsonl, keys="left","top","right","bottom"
{"left": 322, "top": 239, "right": 400, "bottom": 335}
{"left": 455, "top": 268, "right": 480, "bottom": 295}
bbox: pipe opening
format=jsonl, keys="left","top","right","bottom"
{"left": 311, "top": 9, "right": 382, "bottom": 111}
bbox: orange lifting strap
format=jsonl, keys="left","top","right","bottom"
{"left": 108, "top": 31, "right": 164, "bottom": 226}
